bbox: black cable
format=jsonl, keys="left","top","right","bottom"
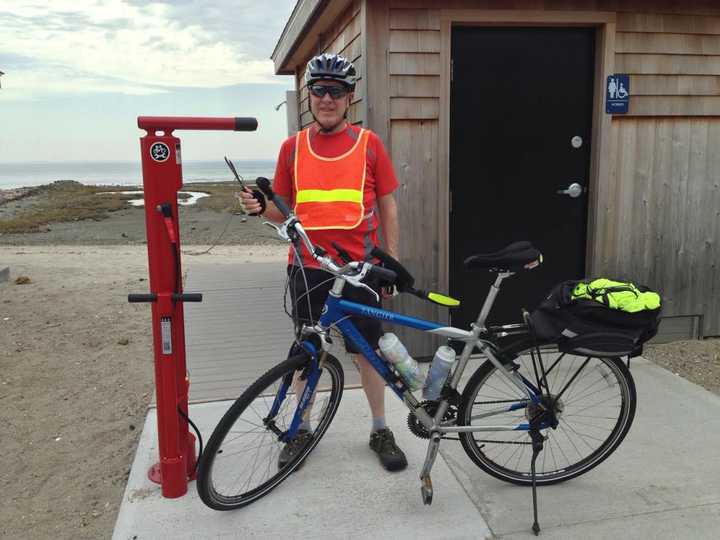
{"left": 284, "top": 242, "right": 349, "bottom": 352}
{"left": 527, "top": 315, "right": 550, "bottom": 397}
{"left": 182, "top": 210, "right": 237, "bottom": 257}
{"left": 177, "top": 406, "right": 203, "bottom": 472}
{"left": 171, "top": 241, "right": 181, "bottom": 295}
{"left": 156, "top": 204, "right": 205, "bottom": 474}
{"left": 162, "top": 214, "right": 204, "bottom": 471}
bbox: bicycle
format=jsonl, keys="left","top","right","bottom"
{"left": 195, "top": 179, "right": 638, "bottom": 535}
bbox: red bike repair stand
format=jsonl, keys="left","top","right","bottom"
{"left": 129, "top": 116, "right": 258, "bottom": 498}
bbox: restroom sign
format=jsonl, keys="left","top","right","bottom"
{"left": 606, "top": 74, "right": 630, "bottom": 114}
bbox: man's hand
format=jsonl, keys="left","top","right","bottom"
{"left": 381, "top": 285, "right": 399, "bottom": 300}
{"left": 236, "top": 188, "right": 266, "bottom": 216}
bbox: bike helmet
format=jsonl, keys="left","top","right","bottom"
{"left": 305, "top": 53, "right": 357, "bottom": 90}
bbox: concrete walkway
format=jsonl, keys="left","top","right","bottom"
{"left": 439, "top": 357, "right": 720, "bottom": 539}
{"left": 113, "top": 388, "right": 493, "bottom": 540}
{"left": 114, "top": 356, "right": 720, "bottom": 539}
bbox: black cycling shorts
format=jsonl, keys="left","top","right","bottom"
{"left": 287, "top": 265, "right": 383, "bottom": 354}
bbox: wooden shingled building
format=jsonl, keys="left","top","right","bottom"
{"left": 272, "top": 1, "right": 720, "bottom": 356}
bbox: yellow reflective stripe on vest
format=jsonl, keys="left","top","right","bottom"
{"left": 296, "top": 189, "right": 363, "bottom": 203}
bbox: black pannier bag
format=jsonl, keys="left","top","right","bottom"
{"left": 529, "top": 278, "right": 662, "bottom": 357}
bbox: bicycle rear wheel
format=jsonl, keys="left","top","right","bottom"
{"left": 197, "top": 352, "right": 344, "bottom": 509}
{"left": 458, "top": 348, "right": 636, "bottom": 486}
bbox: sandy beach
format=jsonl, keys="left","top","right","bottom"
{"left": 0, "top": 243, "right": 288, "bottom": 540}
{"left": 1, "top": 186, "right": 718, "bottom": 539}
{"left": 0, "top": 184, "right": 288, "bottom": 539}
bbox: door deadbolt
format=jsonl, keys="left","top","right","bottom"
{"left": 557, "top": 182, "right": 584, "bottom": 198}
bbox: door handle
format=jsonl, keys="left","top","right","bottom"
{"left": 557, "top": 182, "right": 584, "bottom": 198}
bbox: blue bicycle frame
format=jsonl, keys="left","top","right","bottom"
{"left": 273, "top": 271, "right": 546, "bottom": 443}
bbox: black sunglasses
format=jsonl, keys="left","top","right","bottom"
{"left": 308, "top": 84, "right": 349, "bottom": 99}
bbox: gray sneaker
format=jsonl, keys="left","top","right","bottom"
{"left": 369, "top": 428, "right": 408, "bottom": 472}
{"left": 277, "top": 429, "right": 313, "bottom": 470}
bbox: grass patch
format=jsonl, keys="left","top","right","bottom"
{"left": 0, "top": 181, "right": 130, "bottom": 234}
{"left": 0, "top": 180, "right": 254, "bottom": 234}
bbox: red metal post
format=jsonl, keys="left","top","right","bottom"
{"left": 137, "top": 116, "right": 257, "bottom": 498}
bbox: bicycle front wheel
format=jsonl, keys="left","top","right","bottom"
{"left": 197, "top": 352, "right": 344, "bottom": 510}
{"left": 458, "top": 349, "right": 636, "bottom": 486}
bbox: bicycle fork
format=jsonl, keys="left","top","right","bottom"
{"left": 266, "top": 348, "right": 324, "bottom": 442}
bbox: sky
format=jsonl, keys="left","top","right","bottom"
{"left": 0, "top": 0, "right": 298, "bottom": 162}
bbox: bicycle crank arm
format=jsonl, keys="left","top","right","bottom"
{"left": 420, "top": 474, "right": 433, "bottom": 505}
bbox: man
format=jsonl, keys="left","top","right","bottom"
{"left": 238, "top": 53, "right": 407, "bottom": 472}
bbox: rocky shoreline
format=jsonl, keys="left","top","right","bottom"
{"left": 0, "top": 186, "right": 35, "bottom": 204}
{"left": 0, "top": 182, "right": 284, "bottom": 246}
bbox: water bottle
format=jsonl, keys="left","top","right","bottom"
{"left": 423, "top": 346, "right": 456, "bottom": 401}
{"left": 378, "top": 333, "right": 424, "bottom": 390}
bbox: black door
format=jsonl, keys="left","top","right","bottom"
{"left": 450, "top": 27, "right": 595, "bottom": 329}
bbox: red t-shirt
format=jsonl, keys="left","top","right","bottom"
{"left": 273, "top": 124, "right": 399, "bottom": 268}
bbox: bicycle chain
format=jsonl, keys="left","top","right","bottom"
{"left": 473, "top": 399, "right": 530, "bottom": 405}
{"left": 476, "top": 439, "right": 533, "bottom": 445}
{"left": 471, "top": 399, "right": 535, "bottom": 445}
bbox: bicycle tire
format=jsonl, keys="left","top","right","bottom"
{"left": 458, "top": 349, "right": 636, "bottom": 486}
{"left": 197, "top": 352, "right": 344, "bottom": 509}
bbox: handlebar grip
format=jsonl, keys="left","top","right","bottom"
{"left": 128, "top": 293, "right": 203, "bottom": 303}
{"left": 175, "top": 293, "right": 203, "bottom": 302}
{"left": 128, "top": 293, "right": 156, "bottom": 303}
{"left": 367, "top": 265, "right": 397, "bottom": 287}
{"left": 256, "top": 177, "right": 292, "bottom": 218}
{"left": 234, "top": 117, "right": 258, "bottom": 131}
{"left": 369, "top": 247, "right": 415, "bottom": 291}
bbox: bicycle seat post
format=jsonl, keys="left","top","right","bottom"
{"left": 475, "top": 272, "right": 513, "bottom": 330}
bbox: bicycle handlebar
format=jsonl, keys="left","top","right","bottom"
{"left": 137, "top": 116, "right": 257, "bottom": 132}
{"left": 128, "top": 293, "right": 203, "bottom": 303}
{"left": 370, "top": 246, "right": 415, "bottom": 292}
{"left": 254, "top": 178, "right": 396, "bottom": 291}
{"left": 366, "top": 264, "right": 397, "bottom": 287}
{"left": 255, "top": 177, "right": 456, "bottom": 307}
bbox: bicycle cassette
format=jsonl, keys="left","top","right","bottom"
{"left": 407, "top": 401, "right": 457, "bottom": 439}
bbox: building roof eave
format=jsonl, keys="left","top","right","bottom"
{"left": 271, "top": 0, "right": 354, "bottom": 76}
{"left": 271, "top": 0, "right": 327, "bottom": 75}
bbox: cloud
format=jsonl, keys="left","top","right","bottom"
{"left": 1, "top": 64, "right": 171, "bottom": 101}
{"left": 0, "top": 52, "right": 40, "bottom": 69}
{"left": 124, "top": 1, "right": 296, "bottom": 59}
{"left": 0, "top": 0, "right": 295, "bottom": 98}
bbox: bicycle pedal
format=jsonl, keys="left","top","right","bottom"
{"left": 420, "top": 475, "right": 433, "bottom": 505}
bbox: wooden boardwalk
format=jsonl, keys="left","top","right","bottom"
{"left": 181, "top": 256, "right": 678, "bottom": 404}
{"left": 183, "top": 260, "right": 360, "bottom": 403}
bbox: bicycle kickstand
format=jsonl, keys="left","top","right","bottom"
{"left": 419, "top": 432, "right": 441, "bottom": 505}
{"left": 529, "top": 419, "right": 546, "bottom": 536}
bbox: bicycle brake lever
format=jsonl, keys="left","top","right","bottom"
{"left": 357, "top": 282, "right": 380, "bottom": 303}
{"left": 263, "top": 221, "right": 290, "bottom": 243}
{"left": 345, "top": 264, "right": 380, "bottom": 302}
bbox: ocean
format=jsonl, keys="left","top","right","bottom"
{"left": 0, "top": 160, "right": 276, "bottom": 190}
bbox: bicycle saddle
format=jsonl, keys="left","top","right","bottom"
{"left": 464, "top": 241, "right": 542, "bottom": 272}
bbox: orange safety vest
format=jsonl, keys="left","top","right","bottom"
{"left": 293, "top": 126, "right": 369, "bottom": 230}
